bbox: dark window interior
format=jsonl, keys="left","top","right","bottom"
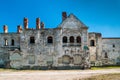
{"left": 70, "top": 36, "right": 74, "bottom": 43}
{"left": 11, "top": 39, "right": 14, "bottom": 46}
{"left": 90, "top": 40, "right": 95, "bottom": 46}
{"left": 113, "top": 44, "right": 115, "bottom": 48}
{"left": 48, "top": 36, "right": 53, "bottom": 43}
{"left": 76, "top": 36, "right": 81, "bottom": 43}
{"left": 63, "top": 36, "right": 67, "bottom": 43}
{"left": 30, "top": 37, "right": 35, "bottom": 43}
{"left": 105, "top": 52, "right": 108, "bottom": 58}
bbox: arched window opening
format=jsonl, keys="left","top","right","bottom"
{"left": 11, "top": 39, "right": 14, "bottom": 46}
{"left": 5, "top": 39, "right": 8, "bottom": 46}
{"left": 47, "top": 36, "right": 53, "bottom": 43}
{"left": 113, "top": 49, "right": 115, "bottom": 52}
{"left": 30, "top": 36, "right": 35, "bottom": 44}
{"left": 63, "top": 36, "right": 67, "bottom": 43}
{"left": 113, "top": 44, "right": 115, "bottom": 48}
{"left": 90, "top": 40, "right": 95, "bottom": 46}
{"left": 76, "top": 36, "right": 81, "bottom": 43}
{"left": 105, "top": 52, "right": 108, "bottom": 58}
{"left": 70, "top": 36, "right": 74, "bottom": 43}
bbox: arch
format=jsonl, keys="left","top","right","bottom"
{"left": 30, "top": 36, "right": 35, "bottom": 43}
{"left": 5, "top": 39, "right": 8, "bottom": 46}
{"left": 105, "top": 52, "right": 108, "bottom": 58}
{"left": 10, "top": 52, "right": 22, "bottom": 68}
{"left": 63, "top": 36, "right": 67, "bottom": 43}
{"left": 11, "top": 39, "right": 14, "bottom": 46}
{"left": 70, "top": 36, "right": 74, "bottom": 43}
{"left": 47, "top": 36, "right": 53, "bottom": 43}
{"left": 113, "top": 44, "right": 115, "bottom": 48}
{"left": 76, "top": 36, "right": 81, "bottom": 43}
{"left": 90, "top": 40, "right": 95, "bottom": 46}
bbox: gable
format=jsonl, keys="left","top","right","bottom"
{"left": 58, "top": 14, "right": 88, "bottom": 29}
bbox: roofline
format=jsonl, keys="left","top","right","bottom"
{"left": 89, "top": 32, "right": 101, "bottom": 34}
{"left": 102, "top": 37, "right": 120, "bottom": 39}
{"left": 0, "top": 32, "right": 20, "bottom": 34}
{"left": 24, "top": 27, "right": 61, "bottom": 30}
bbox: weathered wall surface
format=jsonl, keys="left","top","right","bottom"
{"left": 88, "top": 33, "right": 102, "bottom": 62}
{"left": 0, "top": 33, "right": 20, "bottom": 48}
{"left": 102, "top": 38, "right": 120, "bottom": 65}
{"left": 88, "top": 33, "right": 103, "bottom": 66}
{"left": 0, "top": 33, "right": 20, "bottom": 68}
{"left": 18, "top": 14, "right": 90, "bottom": 69}
{"left": 0, "top": 12, "right": 119, "bottom": 69}
{"left": 20, "top": 29, "right": 56, "bottom": 67}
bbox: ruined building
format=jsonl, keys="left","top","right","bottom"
{"left": 0, "top": 12, "right": 120, "bottom": 69}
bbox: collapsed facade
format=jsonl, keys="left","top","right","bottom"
{"left": 0, "top": 12, "right": 120, "bottom": 69}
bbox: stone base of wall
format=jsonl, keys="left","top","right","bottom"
{"left": 90, "top": 61, "right": 102, "bottom": 67}
{"left": 17, "top": 65, "right": 90, "bottom": 70}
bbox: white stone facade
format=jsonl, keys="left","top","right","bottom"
{"left": 0, "top": 12, "right": 119, "bottom": 69}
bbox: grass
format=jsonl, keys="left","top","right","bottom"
{"left": 91, "top": 66, "right": 120, "bottom": 70}
{"left": 0, "top": 68, "right": 56, "bottom": 72}
{"left": 78, "top": 73, "right": 120, "bottom": 80}
{"left": 0, "top": 68, "right": 18, "bottom": 72}
{"left": 0, "top": 65, "right": 120, "bottom": 71}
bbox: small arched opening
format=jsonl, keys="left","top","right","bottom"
{"left": 63, "top": 36, "right": 67, "bottom": 43}
{"left": 70, "top": 36, "right": 74, "bottom": 43}
{"left": 30, "top": 36, "right": 35, "bottom": 44}
{"left": 47, "top": 36, "right": 53, "bottom": 43}
{"left": 76, "top": 36, "right": 81, "bottom": 43}
{"left": 105, "top": 52, "right": 108, "bottom": 58}
{"left": 11, "top": 39, "right": 14, "bottom": 46}
{"left": 5, "top": 39, "right": 8, "bottom": 46}
{"left": 90, "top": 40, "right": 95, "bottom": 46}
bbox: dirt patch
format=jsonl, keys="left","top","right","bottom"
{"left": 0, "top": 69, "right": 120, "bottom": 80}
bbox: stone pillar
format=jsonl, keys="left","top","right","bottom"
{"left": 41, "top": 22, "right": 44, "bottom": 29}
{"left": 36, "top": 18, "right": 40, "bottom": 29}
{"left": 24, "top": 17, "right": 28, "bottom": 29}
{"left": 17, "top": 25, "right": 22, "bottom": 33}
{"left": 3, "top": 25, "right": 8, "bottom": 33}
{"left": 62, "top": 12, "right": 67, "bottom": 21}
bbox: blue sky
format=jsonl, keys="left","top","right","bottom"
{"left": 0, "top": 0, "right": 120, "bottom": 37}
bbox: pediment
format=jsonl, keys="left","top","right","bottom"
{"left": 62, "top": 29, "right": 82, "bottom": 34}
{"left": 58, "top": 14, "right": 88, "bottom": 29}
